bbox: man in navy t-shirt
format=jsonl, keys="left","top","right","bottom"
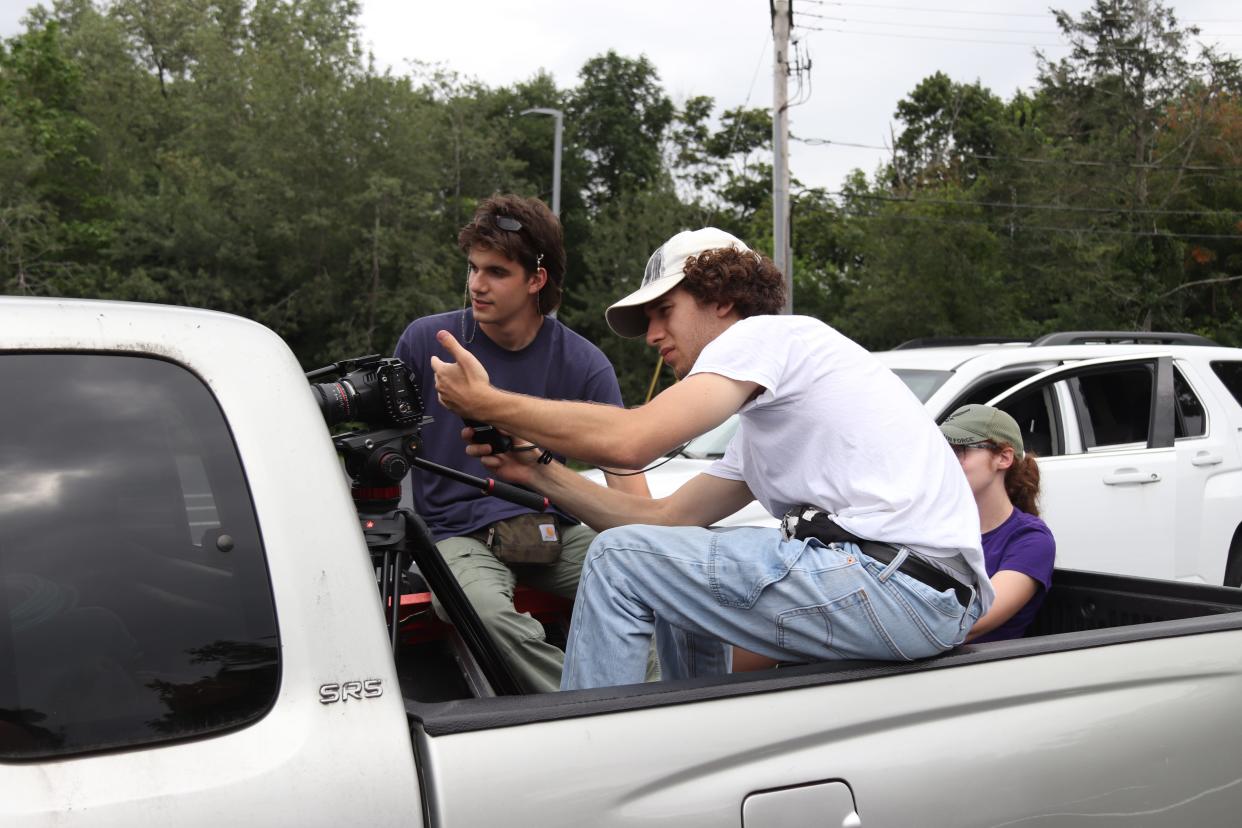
{"left": 395, "top": 194, "right": 648, "bottom": 693}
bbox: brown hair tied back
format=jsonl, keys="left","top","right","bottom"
{"left": 1002, "top": 449, "right": 1042, "bottom": 517}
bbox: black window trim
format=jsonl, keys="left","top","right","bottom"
{"left": 1171, "top": 362, "right": 1210, "bottom": 442}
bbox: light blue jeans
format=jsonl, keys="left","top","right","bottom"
{"left": 560, "top": 525, "right": 981, "bottom": 691}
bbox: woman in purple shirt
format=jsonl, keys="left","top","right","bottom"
{"left": 940, "top": 404, "right": 1056, "bottom": 642}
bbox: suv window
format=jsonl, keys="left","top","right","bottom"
{"left": 1073, "top": 366, "right": 1153, "bottom": 448}
{"left": 1211, "top": 361, "right": 1242, "bottom": 410}
{"left": 996, "top": 384, "right": 1061, "bottom": 457}
{"left": 1173, "top": 368, "right": 1206, "bottom": 439}
{"left": 890, "top": 369, "right": 952, "bottom": 403}
{"left": 0, "top": 354, "right": 279, "bottom": 760}
{"left": 941, "top": 368, "right": 1046, "bottom": 423}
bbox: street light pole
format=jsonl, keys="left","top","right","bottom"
{"left": 519, "top": 107, "right": 563, "bottom": 216}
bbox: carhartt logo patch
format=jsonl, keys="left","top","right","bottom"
{"left": 540, "top": 523, "right": 559, "bottom": 543}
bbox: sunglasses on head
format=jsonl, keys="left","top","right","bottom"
{"left": 949, "top": 441, "right": 1000, "bottom": 458}
{"left": 492, "top": 215, "right": 523, "bottom": 232}
{"left": 487, "top": 214, "right": 546, "bottom": 271}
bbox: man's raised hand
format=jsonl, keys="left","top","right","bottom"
{"left": 431, "top": 330, "right": 494, "bottom": 416}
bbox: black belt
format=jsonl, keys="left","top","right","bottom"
{"left": 856, "top": 541, "right": 973, "bottom": 609}
{"left": 781, "top": 506, "right": 973, "bottom": 608}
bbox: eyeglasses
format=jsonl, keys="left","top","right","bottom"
{"left": 491, "top": 215, "right": 523, "bottom": 232}
{"left": 949, "top": 441, "right": 999, "bottom": 459}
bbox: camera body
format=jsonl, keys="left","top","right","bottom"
{"left": 306, "top": 355, "right": 427, "bottom": 499}
{"left": 309, "top": 355, "right": 421, "bottom": 428}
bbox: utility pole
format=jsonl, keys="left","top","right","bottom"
{"left": 771, "top": 0, "right": 792, "bottom": 313}
{"left": 519, "top": 108, "right": 563, "bottom": 216}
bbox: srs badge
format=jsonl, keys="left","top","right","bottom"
{"left": 319, "top": 679, "right": 384, "bottom": 704}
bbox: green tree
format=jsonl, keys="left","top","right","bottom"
{"left": 1035, "top": 0, "right": 1239, "bottom": 329}
{"left": 567, "top": 51, "right": 673, "bottom": 210}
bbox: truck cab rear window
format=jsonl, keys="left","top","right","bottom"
{"left": 0, "top": 354, "right": 279, "bottom": 760}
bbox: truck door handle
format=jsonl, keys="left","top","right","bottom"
{"left": 1192, "top": 451, "right": 1224, "bottom": 467}
{"left": 1103, "top": 468, "right": 1161, "bottom": 485}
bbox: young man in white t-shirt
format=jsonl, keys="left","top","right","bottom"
{"left": 430, "top": 227, "right": 993, "bottom": 690}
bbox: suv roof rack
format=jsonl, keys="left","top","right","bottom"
{"left": 892, "top": 336, "right": 1028, "bottom": 350}
{"left": 1030, "top": 331, "right": 1218, "bottom": 347}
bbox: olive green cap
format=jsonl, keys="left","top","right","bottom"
{"left": 940, "top": 404, "right": 1025, "bottom": 460}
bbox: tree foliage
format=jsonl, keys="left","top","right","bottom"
{"left": 1, "top": 0, "right": 1239, "bottom": 400}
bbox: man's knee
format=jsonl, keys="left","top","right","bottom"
{"left": 468, "top": 589, "right": 523, "bottom": 626}
{"left": 589, "top": 525, "right": 656, "bottom": 558}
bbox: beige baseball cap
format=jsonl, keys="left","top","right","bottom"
{"left": 604, "top": 228, "right": 752, "bottom": 338}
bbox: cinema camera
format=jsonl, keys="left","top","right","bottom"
{"left": 304, "top": 355, "right": 537, "bottom": 694}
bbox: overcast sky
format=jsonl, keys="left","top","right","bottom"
{"left": 4, "top": 0, "right": 1240, "bottom": 193}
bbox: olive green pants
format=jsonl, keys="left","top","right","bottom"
{"left": 433, "top": 522, "right": 657, "bottom": 693}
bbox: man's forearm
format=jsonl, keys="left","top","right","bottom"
{"left": 476, "top": 389, "right": 660, "bottom": 470}
{"left": 530, "top": 460, "right": 672, "bottom": 532}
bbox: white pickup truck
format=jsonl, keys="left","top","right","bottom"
{"left": 5, "top": 297, "right": 1242, "bottom": 827}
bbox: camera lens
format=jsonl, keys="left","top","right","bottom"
{"left": 308, "top": 357, "right": 421, "bottom": 428}
{"left": 311, "top": 380, "right": 356, "bottom": 427}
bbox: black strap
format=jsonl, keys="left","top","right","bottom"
{"left": 783, "top": 507, "right": 972, "bottom": 608}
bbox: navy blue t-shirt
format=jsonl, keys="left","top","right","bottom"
{"left": 394, "top": 309, "right": 625, "bottom": 541}
{"left": 973, "top": 507, "right": 1056, "bottom": 642}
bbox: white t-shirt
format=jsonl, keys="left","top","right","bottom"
{"left": 690, "top": 315, "right": 993, "bottom": 612}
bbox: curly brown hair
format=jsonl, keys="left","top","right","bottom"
{"left": 678, "top": 247, "right": 786, "bottom": 318}
{"left": 457, "top": 194, "right": 566, "bottom": 314}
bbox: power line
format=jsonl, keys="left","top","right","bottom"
{"left": 797, "top": 0, "right": 1059, "bottom": 18}
{"left": 798, "top": 26, "right": 1233, "bottom": 49}
{"left": 794, "top": 10, "right": 1242, "bottom": 38}
{"left": 830, "top": 210, "right": 1242, "bottom": 240}
{"left": 819, "top": 190, "right": 1242, "bottom": 217}
{"left": 797, "top": 10, "right": 1059, "bottom": 35}
{"left": 795, "top": 0, "right": 1242, "bottom": 25}
{"left": 795, "top": 137, "right": 1242, "bottom": 173}
{"left": 802, "top": 26, "right": 1068, "bottom": 47}
{"left": 702, "top": 34, "right": 769, "bottom": 227}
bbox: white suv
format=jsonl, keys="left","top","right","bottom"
{"left": 604, "top": 331, "right": 1242, "bottom": 587}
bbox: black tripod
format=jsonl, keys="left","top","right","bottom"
{"left": 336, "top": 423, "right": 547, "bottom": 697}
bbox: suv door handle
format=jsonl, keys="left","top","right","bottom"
{"left": 1192, "top": 451, "right": 1224, "bottom": 467}
{"left": 1103, "top": 468, "right": 1162, "bottom": 485}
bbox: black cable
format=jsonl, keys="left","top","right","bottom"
{"left": 595, "top": 443, "right": 695, "bottom": 477}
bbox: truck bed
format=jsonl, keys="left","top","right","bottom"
{"left": 404, "top": 567, "right": 1242, "bottom": 735}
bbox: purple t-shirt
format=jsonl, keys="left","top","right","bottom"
{"left": 973, "top": 507, "right": 1056, "bottom": 643}
{"left": 394, "top": 309, "right": 625, "bottom": 541}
